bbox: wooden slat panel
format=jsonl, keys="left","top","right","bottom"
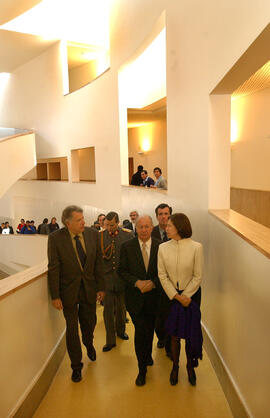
{"left": 230, "top": 187, "right": 270, "bottom": 228}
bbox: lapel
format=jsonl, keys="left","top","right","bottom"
{"left": 148, "top": 239, "right": 157, "bottom": 273}
{"left": 133, "top": 237, "right": 146, "bottom": 274}
{"left": 82, "top": 229, "right": 93, "bottom": 271}
{"left": 62, "top": 228, "right": 81, "bottom": 270}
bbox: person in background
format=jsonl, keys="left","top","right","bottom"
{"left": 152, "top": 203, "right": 173, "bottom": 357}
{"left": 49, "top": 217, "right": 60, "bottom": 233}
{"left": 119, "top": 216, "right": 161, "bottom": 386}
{"left": 158, "top": 213, "right": 203, "bottom": 386}
{"left": 21, "top": 220, "right": 36, "bottom": 234}
{"left": 38, "top": 218, "right": 50, "bottom": 235}
{"left": 48, "top": 205, "right": 105, "bottom": 383}
{"left": 140, "top": 170, "right": 155, "bottom": 188}
{"left": 30, "top": 220, "right": 37, "bottom": 232}
{"left": 131, "top": 165, "right": 144, "bottom": 186}
{"left": 92, "top": 220, "right": 101, "bottom": 230}
{"left": 16, "top": 219, "right": 25, "bottom": 233}
{"left": 0, "top": 222, "right": 4, "bottom": 233}
{"left": 100, "top": 211, "right": 133, "bottom": 352}
{"left": 97, "top": 214, "right": 106, "bottom": 231}
{"left": 151, "top": 167, "right": 167, "bottom": 190}
{"left": 124, "top": 210, "right": 139, "bottom": 235}
{"left": 2, "top": 221, "right": 14, "bottom": 234}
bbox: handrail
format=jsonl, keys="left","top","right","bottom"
{"left": 209, "top": 209, "right": 270, "bottom": 259}
{"left": 0, "top": 130, "right": 34, "bottom": 143}
{"left": 0, "top": 259, "right": 47, "bottom": 299}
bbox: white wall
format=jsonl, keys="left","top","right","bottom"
{"left": 0, "top": 274, "right": 65, "bottom": 418}
{"left": 1, "top": 1, "right": 270, "bottom": 416}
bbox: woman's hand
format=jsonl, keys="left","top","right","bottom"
{"left": 174, "top": 294, "right": 192, "bottom": 307}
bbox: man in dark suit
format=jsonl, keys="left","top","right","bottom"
{"left": 119, "top": 215, "right": 160, "bottom": 386}
{"left": 151, "top": 203, "right": 172, "bottom": 242}
{"left": 100, "top": 211, "right": 133, "bottom": 352}
{"left": 48, "top": 205, "right": 105, "bottom": 382}
{"left": 140, "top": 170, "right": 155, "bottom": 187}
{"left": 152, "top": 203, "right": 172, "bottom": 356}
{"left": 131, "top": 165, "right": 143, "bottom": 186}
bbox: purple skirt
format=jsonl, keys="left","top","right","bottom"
{"left": 165, "top": 300, "right": 203, "bottom": 364}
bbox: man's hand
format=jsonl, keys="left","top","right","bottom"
{"left": 175, "top": 294, "right": 191, "bottom": 307}
{"left": 141, "top": 281, "right": 155, "bottom": 293}
{"left": 135, "top": 280, "right": 154, "bottom": 293}
{"left": 52, "top": 298, "right": 63, "bottom": 310}
{"left": 97, "top": 291, "right": 105, "bottom": 303}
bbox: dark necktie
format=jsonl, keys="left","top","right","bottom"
{"left": 163, "top": 231, "right": 168, "bottom": 242}
{"left": 74, "top": 235, "right": 86, "bottom": 268}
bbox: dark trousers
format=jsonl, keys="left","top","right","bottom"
{"left": 155, "top": 290, "right": 172, "bottom": 352}
{"left": 130, "top": 307, "right": 156, "bottom": 373}
{"left": 63, "top": 284, "right": 96, "bottom": 370}
{"left": 103, "top": 290, "right": 126, "bottom": 345}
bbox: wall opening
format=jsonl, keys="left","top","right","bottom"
{"left": 127, "top": 97, "right": 167, "bottom": 188}
{"left": 209, "top": 23, "right": 270, "bottom": 230}
{"left": 71, "top": 147, "right": 96, "bottom": 183}
{"left": 118, "top": 12, "right": 166, "bottom": 186}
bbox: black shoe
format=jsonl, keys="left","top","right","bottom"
{"left": 87, "top": 346, "right": 96, "bottom": 361}
{"left": 71, "top": 369, "right": 82, "bottom": 382}
{"left": 170, "top": 366, "right": 179, "bottom": 386}
{"left": 157, "top": 340, "right": 165, "bottom": 348}
{"left": 146, "top": 357, "right": 154, "bottom": 366}
{"left": 102, "top": 343, "right": 116, "bottom": 352}
{"left": 117, "top": 333, "right": 129, "bottom": 340}
{"left": 187, "top": 366, "right": 196, "bottom": 386}
{"left": 135, "top": 372, "right": 146, "bottom": 386}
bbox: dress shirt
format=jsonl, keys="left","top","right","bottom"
{"left": 69, "top": 230, "right": 86, "bottom": 271}
{"left": 158, "top": 238, "right": 203, "bottom": 299}
{"left": 138, "top": 237, "right": 152, "bottom": 258}
{"left": 159, "top": 226, "right": 168, "bottom": 241}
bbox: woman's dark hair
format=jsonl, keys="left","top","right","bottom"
{"left": 170, "top": 213, "right": 192, "bottom": 238}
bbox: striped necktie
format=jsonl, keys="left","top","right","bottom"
{"left": 74, "top": 235, "right": 86, "bottom": 268}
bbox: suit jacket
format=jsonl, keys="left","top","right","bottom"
{"left": 151, "top": 225, "right": 162, "bottom": 241}
{"left": 48, "top": 227, "right": 105, "bottom": 307}
{"left": 131, "top": 171, "right": 143, "bottom": 186}
{"left": 124, "top": 221, "right": 137, "bottom": 236}
{"left": 142, "top": 176, "right": 155, "bottom": 187}
{"left": 100, "top": 227, "right": 133, "bottom": 292}
{"left": 118, "top": 237, "right": 160, "bottom": 315}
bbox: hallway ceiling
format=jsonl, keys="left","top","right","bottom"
{"left": 0, "top": 0, "right": 55, "bottom": 73}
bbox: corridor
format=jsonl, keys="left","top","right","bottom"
{"left": 34, "top": 305, "right": 232, "bottom": 418}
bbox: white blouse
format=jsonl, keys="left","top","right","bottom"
{"left": 158, "top": 238, "right": 203, "bottom": 299}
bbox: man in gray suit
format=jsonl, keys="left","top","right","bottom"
{"left": 48, "top": 205, "right": 105, "bottom": 382}
{"left": 100, "top": 211, "right": 133, "bottom": 352}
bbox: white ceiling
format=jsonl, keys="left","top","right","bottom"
{"left": 0, "top": 0, "right": 57, "bottom": 73}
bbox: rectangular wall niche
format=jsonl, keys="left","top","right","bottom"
{"left": 71, "top": 147, "right": 96, "bottom": 182}
{"left": 21, "top": 157, "right": 68, "bottom": 181}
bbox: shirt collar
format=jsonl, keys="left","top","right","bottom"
{"left": 138, "top": 237, "right": 152, "bottom": 249}
{"left": 69, "top": 230, "right": 83, "bottom": 240}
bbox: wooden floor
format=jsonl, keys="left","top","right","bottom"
{"left": 34, "top": 305, "right": 232, "bottom": 418}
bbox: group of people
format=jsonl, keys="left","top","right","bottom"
{"left": 0, "top": 221, "right": 14, "bottom": 234}
{"left": 131, "top": 165, "right": 168, "bottom": 190}
{"left": 47, "top": 203, "right": 203, "bottom": 388}
{"left": 15, "top": 217, "right": 60, "bottom": 235}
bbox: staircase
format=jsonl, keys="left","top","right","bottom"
{"left": 0, "top": 128, "right": 36, "bottom": 199}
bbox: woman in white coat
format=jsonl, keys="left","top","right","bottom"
{"left": 158, "top": 213, "right": 203, "bottom": 386}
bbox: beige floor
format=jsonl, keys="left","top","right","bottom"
{"left": 34, "top": 305, "right": 232, "bottom": 418}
